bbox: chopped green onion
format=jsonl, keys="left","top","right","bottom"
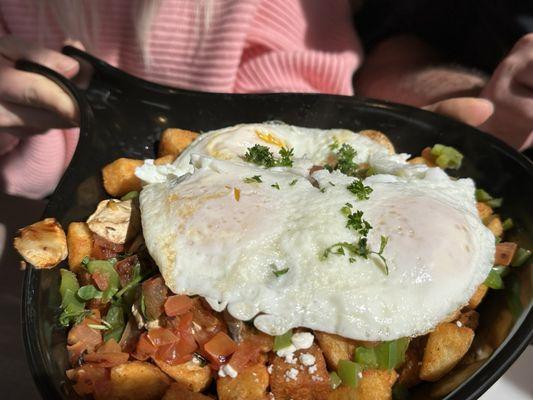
{"left": 484, "top": 266, "right": 506, "bottom": 289}
{"left": 502, "top": 218, "right": 514, "bottom": 231}
{"left": 243, "top": 175, "right": 262, "bottom": 184}
{"left": 337, "top": 359, "right": 363, "bottom": 387}
{"left": 77, "top": 285, "right": 103, "bottom": 301}
{"left": 430, "top": 144, "right": 463, "bottom": 169}
{"left": 475, "top": 189, "right": 502, "bottom": 208}
{"left": 87, "top": 324, "right": 110, "bottom": 330}
{"left": 140, "top": 292, "right": 147, "bottom": 320}
{"left": 273, "top": 267, "right": 289, "bottom": 277}
{"left": 87, "top": 260, "right": 120, "bottom": 303}
{"left": 355, "top": 338, "right": 409, "bottom": 370}
{"left": 329, "top": 371, "right": 342, "bottom": 389}
{"left": 59, "top": 269, "right": 86, "bottom": 327}
{"left": 273, "top": 330, "right": 293, "bottom": 351}
{"left": 121, "top": 191, "right": 139, "bottom": 201}
{"left": 511, "top": 248, "right": 531, "bottom": 267}
{"left": 103, "top": 303, "right": 125, "bottom": 342}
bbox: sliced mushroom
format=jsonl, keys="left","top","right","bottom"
{"left": 87, "top": 199, "right": 140, "bottom": 244}
{"left": 13, "top": 218, "right": 67, "bottom": 269}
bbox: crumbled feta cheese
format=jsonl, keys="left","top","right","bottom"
{"left": 276, "top": 344, "right": 297, "bottom": 364}
{"left": 285, "top": 368, "right": 299, "bottom": 381}
{"left": 308, "top": 365, "right": 318, "bottom": 374}
{"left": 299, "top": 353, "right": 316, "bottom": 366}
{"left": 218, "top": 364, "right": 238, "bottom": 378}
{"left": 456, "top": 320, "right": 463, "bottom": 327}
{"left": 267, "top": 364, "right": 273, "bottom": 374}
{"left": 291, "top": 332, "right": 314, "bottom": 350}
{"left": 357, "top": 371, "right": 363, "bottom": 379}
{"left": 311, "top": 375, "right": 324, "bottom": 382}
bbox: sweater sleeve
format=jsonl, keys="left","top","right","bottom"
{"left": 234, "top": 0, "right": 363, "bottom": 95}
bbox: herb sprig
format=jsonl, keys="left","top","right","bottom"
{"left": 243, "top": 145, "right": 294, "bottom": 168}
{"left": 243, "top": 175, "right": 262, "bottom": 183}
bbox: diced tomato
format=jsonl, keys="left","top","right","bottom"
{"left": 96, "top": 338, "right": 122, "bottom": 353}
{"left": 132, "top": 332, "right": 157, "bottom": 361}
{"left": 203, "top": 331, "right": 238, "bottom": 365}
{"left": 228, "top": 341, "right": 261, "bottom": 372}
{"left": 118, "top": 318, "right": 142, "bottom": 354}
{"left": 495, "top": 242, "right": 518, "bottom": 266}
{"left": 155, "top": 342, "right": 193, "bottom": 365}
{"left": 91, "top": 234, "right": 124, "bottom": 260}
{"left": 142, "top": 276, "right": 168, "bottom": 320}
{"left": 164, "top": 295, "right": 194, "bottom": 317}
{"left": 84, "top": 351, "right": 129, "bottom": 368}
{"left": 115, "top": 255, "right": 139, "bottom": 287}
{"left": 147, "top": 327, "right": 179, "bottom": 347}
{"left": 92, "top": 270, "right": 109, "bottom": 291}
{"left": 191, "top": 299, "right": 226, "bottom": 346}
{"left": 67, "top": 317, "right": 103, "bottom": 365}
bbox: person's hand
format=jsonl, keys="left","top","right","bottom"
{"left": 479, "top": 34, "right": 533, "bottom": 149}
{"left": 0, "top": 35, "right": 80, "bottom": 139}
{"left": 423, "top": 97, "right": 494, "bottom": 127}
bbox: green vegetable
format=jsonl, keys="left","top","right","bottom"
{"left": 273, "top": 267, "right": 289, "bottom": 277}
{"left": 337, "top": 359, "right": 363, "bottom": 387}
{"left": 243, "top": 175, "right": 262, "bottom": 183}
{"left": 484, "top": 266, "right": 507, "bottom": 289}
{"left": 502, "top": 218, "right": 514, "bottom": 231}
{"left": 77, "top": 285, "right": 103, "bottom": 301}
{"left": 115, "top": 263, "right": 142, "bottom": 298}
{"left": 329, "top": 371, "right": 342, "bottom": 389}
{"left": 330, "top": 143, "right": 359, "bottom": 176}
{"left": 511, "top": 248, "right": 531, "bottom": 267}
{"left": 347, "top": 179, "right": 373, "bottom": 201}
{"left": 475, "top": 189, "right": 502, "bottom": 208}
{"left": 271, "top": 183, "right": 280, "bottom": 190}
{"left": 430, "top": 144, "right": 463, "bottom": 169}
{"left": 273, "top": 330, "right": 293, "bottom": 351}
{"left": 346, "top": 210, "right": 372, "bottom": 235}
{"left": 140, "top": 291, "right": 148, "bottom": 320}
{"left": 289, "top": 179, "right": 298, "bottom": 186}
{"left": 243, "top": 145, "right": 294, "bottom": 168}
{"left": 121, "top": 191, "right": 139, "bottom": 201}
{"left": 355, "top": 338, "right": 410, "bottom": 370}
{"left": 87, "top": 260, "right": 120, "bottom": 303}
{"left": 87, "top": 323, "right": 110, "bottom": 330}
{"left": 59, "top": 269, "right": 87, "bottom": 327}
{"left": 81, "top": 256, "right": 90, "bottom": 267}
{"left": 506, "top": 275, "right": 523, "bottom": 321}
{"left": 277, "top": 147, "right": 294, "bottom": 167}
{"left": 103, "top": 303, "right": 125, "bottom": 342}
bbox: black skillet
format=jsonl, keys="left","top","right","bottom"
{"left": 18, "top": 46, "right": 532, "bottom": 399}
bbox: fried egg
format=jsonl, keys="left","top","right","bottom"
{"left": 138, "top": 124, "right": 495, "bottom": 340}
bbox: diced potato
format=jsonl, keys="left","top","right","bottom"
{"left": 217, "top": 363, "right": 269, "bottom": 400}
{"left": 13, "top": 218, "right": 67, "bottom": 269}
{"left": 485, "top": 215, "right": 503, "bottom": 237}
{"left": 494, "top": 242, "right": 518, "bottom": 266}
{"left": 429, "top": 361, "right": 484, "bottom": 398}
{"left": 162, "top": 383, "right": 211, "bottom": 400}
{"left": 455, "top": 310, "right": 479, "bottom": 331}
{"left": 314, "top": 331, "right": 357, "bottom": 370}
{"left": 359, "top": 130, "right": 395, "bottom": 154}
{"left": 154, "top": 155, "right": 176, "bottom": 165}
{"left": 420, "top": 323, "right": 475, "bottom": 382}
{"left": 270, "top": 343, "right": 331, "bottom": 400}
{"left": 87, "top": 199, "right": 140, "bottom": 244}
{"left": 327, "top": 369, "right": 397, "bottom": 400}
{"left": 106, "top": 361, "right": 170, "bottom": 400}
{"left": 468, "top": 284, "right": 488, "bottom": 309}
{"left": 154, "top": 359, "right": 212, "bottom": 392}
{"left": 476, "top": 202, "right": 493, "bottom": 220}
{"left": 67, "top": 222, "right": 93, "bottom": 273}
{"left": 398, "top": 337, "right": 426, "bottom": 388}
{"left": 408, "top": 156, "right": 430, "bottom": 166}
{"left": 158, "top": 128, "right": 199, "bottom": 157}
{"left": 102, "top": 158, "right": 143, "bottom": 197}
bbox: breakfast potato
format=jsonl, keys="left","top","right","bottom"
{"left": 162, "top": 383, "right": 211, "bottom": 400}
{"left": 314, "top": 331, "right": 357, "bottom": 370}
{"left": 484, "top": 215, "right": 503, "bottom": 237}
{"left": 102, "top": 158, "right": 144, "bottom": 197}
{"left": 154, "top": 154, "right": 176, "bottom": 165}
{"left": 14, "top": 218, "right": 67, "bottom": 269}
{"left": 359, "top": 130, "right": 395, "bottom": 154}
{"left": 216, "top": 363, "right": 269, "bottom": 400}
{"left": 327, "top": 369, "right": 397, "bottom": 400}
{"left": 67, "top": 222, "right": 94, "bottom": 273}
{"left": 270, "top": 344, "right": 331, "bottom": 400}
{"left": 455, "top": 310, "right": 479, "bottom": 331}
{"left": 476, "top": 202, "right": 493, "bottom": 220}
{"left": 494, "top": 242, "right": 518, "bottom": 266}
{"left": 158, "top": 128, "right": 199, "bottom": 157}
{"left": 154, "top": 359, "right": 212, "bottom": 392}
{"left": 106, "top": 361, "right": 170, "bottom": 400}
{"left": 87, "top": 199, "right": 141, "bottom": 244}
{"left": 398, "top": 337, "right": 426, "bottom": 388}
{"left": 408, "top": 156, "right": 430, "bottom": 165}
{"left": 420, "top": 323, "right": 475, "bottom": 382}
{"left": 468, "top": 284, "right": 488, "bottom": 309}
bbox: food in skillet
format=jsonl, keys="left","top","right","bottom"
{"left": 15, "top": 123, "right": 531, "bottom": 400}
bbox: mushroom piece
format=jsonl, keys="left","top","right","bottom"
{"left": 87, "top": 199, "right": 141, "bottom": 244}
{"left": 13, "top": 218, "right": 68, "bottom": 269}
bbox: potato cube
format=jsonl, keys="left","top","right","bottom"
{"left": 468, "top": 284, "right": 488, "bottom": 309}
{"left": 359, "top": 130, "right": 395, "bottom": 154}
{"left": 154, "top": 359, "right": 211, "bottom": 392}
{"left": 456, "top": 310, "right": 479, "bottom": 331}
{"left": 162, "top": 383, "right": 211, "bottom": 400}
{"left": 419, "top": 323, "right": 475, "bottom": 381}
{"left": 154, "top": 155, "right": 176, "bottom": 165}
{"left": 102, "top": 158, "right": 143, "bottom": 197}
{"left": 476, "top": 202, "right": 493, "bottom": 220}
{"left": 270, "top": 343, "right": 331, "bottom": 400}
{"left": 485, "top": 215, "right": 503, "bottom": 237}
{"left": 327, "top": 369, "right": 397, "bottom": 400}
{"left": 158, "top": 128, "right": 199, "bottom": 157}
{"left": 107, "top": 361, "right": 170, "bottom": 400}
{"left": 14, "top": 218, "right": 67, "bottom": 269}
{"left": 408, "top": 156, "right": 430, "bottom": 166}
{"left": 217, "top": 363, "right": 269, "bottom": 400}
{"left": 67, "top": 222, "right": 94, "bottom": 273}
{"left": 494, "top": 242, "right": 518, "bottom": 266}
{"left": 314, "top": 331, "right": 357, "bottom": 370}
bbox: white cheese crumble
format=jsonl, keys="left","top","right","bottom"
{"left": 267, "top": 364, "right": 273, "bottom": 374}
{"left": 218, "top": 364, "right": 238, "bottom": 378}
{"left": 299, "top": 353, "right": 316, "bottom": 366}
{"left": 291, "top": 332, "right": 314, "bottom": 349}
{"left": 285, "top": 368, "right": 299, "bottom": 381}
{"left": 308, "top": 365, "right": 318, "bottom": 374}
{"left": 456, "top": 320, "right": 463, "bottom": 327}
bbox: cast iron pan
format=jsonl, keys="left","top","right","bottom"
{"left": 18, "top": 46, "right": 532, "bottom": 399}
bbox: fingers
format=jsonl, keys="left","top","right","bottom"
{"left": 0, "top": 35, "right": 79, "bottom": 78}
{"left": 423, "top": 98, "right": 494, "bottom": 127}
{"left": 0, "top": 101, "right": 75, "bottom": 132}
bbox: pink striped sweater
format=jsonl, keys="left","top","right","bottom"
{"left": 0, "top": 0, "right": 362, "bottom": 198}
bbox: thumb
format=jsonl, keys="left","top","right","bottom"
{"left": 423, "top": 98, "right": 494, "bottom": 127}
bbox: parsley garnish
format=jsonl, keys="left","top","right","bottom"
{"left": 271, "top": 182, "right": 280, "bottom": 190}
{"left": 326, "top": 143, "right": 359, "bottom": 176}
{"left": 273, "top": 267, "right": 289, "bottom": 277}
{"left": 289, "top": 179, "right": 298, "bottom": 186}
{"left": 244, "top": 175, "right": 262, "bottom": 183}
{"left": 243, "top": 145, "right": 294, "bottom": 168}
{"left": 346, "top": 210, "right": 372, "bottom": 236}
{"left": 347, "top": 179, "right": 373, "bottom": 200}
